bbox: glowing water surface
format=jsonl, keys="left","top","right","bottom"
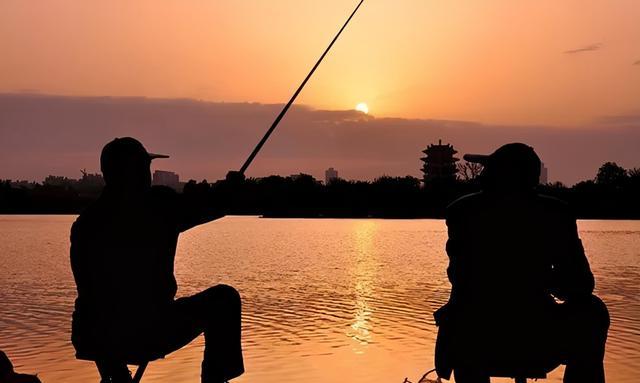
{"left": 0, "top": 216, "right": 638, "bottom": 382}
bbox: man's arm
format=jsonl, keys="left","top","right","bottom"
{"left": 175, "top": 184, "right": 225, "bottom": 232}
{"left": 444, "top": 201, "right": 473, "bottom": 305}
{"left": 549, "top": 207, "right": 595, "bottom": 300}
{"left": 70, "top": 219, "right": 93, "bottom": 303}
{"left": 175, "top": 171, "right": 245, "bottom": 232}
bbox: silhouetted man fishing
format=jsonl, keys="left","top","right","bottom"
{"left": 70, "top": 137, "right": 243, "bottom": 383}
{"left": 434, "top": 143, "right": 609, "bottom": 383}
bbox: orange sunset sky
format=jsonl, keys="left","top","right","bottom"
{"left": 1, "top": 0, "right": 639, "bottom": 125}
{"left": 1, "top": 1, "right": 640, "bottom": 184}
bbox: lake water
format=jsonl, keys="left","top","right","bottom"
{"left": 0, "top": 216, "right": 638, "bottom": 383}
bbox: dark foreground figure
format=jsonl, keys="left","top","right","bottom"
{"left": 0, "top": 351, "right": 41, "bottom": 383}
{"left": 70, "top": 138, "right": 243, "bottom": 383}
{"left": 434, "top": 143, "right": 609, "bottom": 383}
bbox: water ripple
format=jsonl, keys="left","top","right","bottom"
{"left": 0, "top": 216, "right": 638, "bottom": 383}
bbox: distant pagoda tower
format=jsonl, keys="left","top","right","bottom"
{"left": 421, "top": 139, "right": 459, "bottom": 183}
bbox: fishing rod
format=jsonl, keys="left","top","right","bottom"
{"left": 237, "top": 0, "right": 365, "bottom": 175}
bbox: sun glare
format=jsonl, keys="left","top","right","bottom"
{"left": 355, "top": 102, "right": 369, "bottom": 114}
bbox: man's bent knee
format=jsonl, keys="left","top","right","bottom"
{"left": 591, "top": 295, "right": 609, "bottom": 325}
{"left": 207, "top": 284, "right": 241, "bottom": 305}
{"left": 561, "top": 294, "right": 609, "bottom": 355}
{"left": 578, "top": 294, "right": 610, "bottom": 331}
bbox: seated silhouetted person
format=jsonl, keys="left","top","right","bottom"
{"left": 434, "top": 143, "right": 609, "bottom": 383}
{"left": 0, "top": 351, "right": 41, "bottom": 383}
{"left": 70, "top": 138, "right": 244, "bottom": 383}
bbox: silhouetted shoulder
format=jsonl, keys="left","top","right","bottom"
{"left": 148, "top": 185, "right": 181, "bottom": 216}
{"left": 70, "top": 217, "right": 81, "bottom": 242}
{"left": 535, "top": 193, "right": 569, "bottom": 209}
{"left": 70, "top": 202, "right": 101, "bottom": 241}
{"left": 150, "top": 185, "right": 178, "bottom": 198}
{"left": 446, "top": 192, "right": 485, "bottom": 217}
{"left": 448, "top": 192, "right": 485, "bottom": 207}
{"left": 535, "top": 193, "right": 575, "bottom": 219}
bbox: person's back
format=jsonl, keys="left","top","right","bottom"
{"left": 435, "top": 143, "right": 609, "bottom": 383}
{"left": 446, "top": 191, "right": 593, "bottom": 314}
{"left": 71, "top": 185, "right": 182, "bottom": 361}
{"left": 70, "top": 138, "right": 244, "bottom": 383}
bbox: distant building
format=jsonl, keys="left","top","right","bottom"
{"left": 325, "top": 167, "right": 339, "bottom": 184}
{"left": 421, "top": 139, "right": 459, "bottom": 183}
{"left": 153, "top": 170, "right": 180, "bottom": 190}
{"left": 42, "top": 172, "right": 104, "bottom": 195}
{"left": 540, "top": 163, "right": 549, "bottom": 184}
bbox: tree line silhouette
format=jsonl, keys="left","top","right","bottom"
{"left": 1, "top": 161, "right": 638, "bottom": 218}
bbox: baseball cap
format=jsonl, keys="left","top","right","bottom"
{"left": 464, "top": 143, "right": 541, "bottom": 186}
{"left": 100, "top": 137, "right": 168, "bottom": 174}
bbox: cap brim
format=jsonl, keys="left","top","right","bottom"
{"left": 148, "top": 152, "right": 170, "bottom": 159}
{"left": 463, "top": 153, "right": 489, "bottom": 164}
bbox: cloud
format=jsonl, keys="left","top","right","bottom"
{"left": 563, "top": 43, "right": 602, "bottom": 54}
{"left": 596, "top": 114, "right": 640, "bottom": 127}
{"left": 1, "top": 94, "right": 639, "bottom": 185}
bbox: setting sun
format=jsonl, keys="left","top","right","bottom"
{"left": 355, "top": 102, "right": 369, "bottom": 114}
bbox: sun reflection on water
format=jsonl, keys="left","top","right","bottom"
{"left": 347, "top": 221, "right": 378, "bottom": 353}
{"left": 1, "top": 217, "right": 638, "bottom": 383}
